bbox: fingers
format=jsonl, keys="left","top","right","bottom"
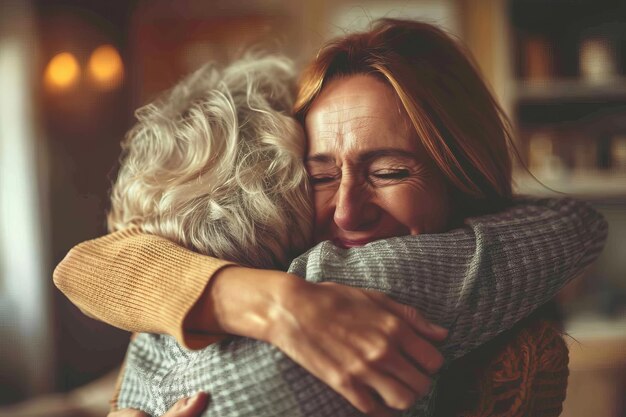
{"left": 378, "top": 351, "right": 433, "bottom": 398}
{"left": 366, "top": 291, "right": 448, "bottom": 341}
{"left": 345, "top": 305, "right": 441, "bottom": 411}
{"left": 399, "top": 331, "right": 445, "bottom": 375}
{"left": 289, "top": 335, "right": 384, "bottom": 415}
{"left": 353, "top": 332, "right": 435, "bottom": 410}
{"left": 331, "top": 373, "right": 380, "bottom": 415}
{"left": 273, "top": 283, "right": 443, "bottom": 416}
{"left": 354, "top": 364, "right": 417, "bottom": 411}
{"left": 163, "top": 392, "right": 209, "bottom": 417}
{"left": 329, "top": 372, "right": 401, "bottom": 417}
{"left": 283, "top": 330, "right": 402, "bottom": 416}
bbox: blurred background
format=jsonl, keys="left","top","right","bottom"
{"left": 0, "top": 0, "right": 624, "bottom": 416}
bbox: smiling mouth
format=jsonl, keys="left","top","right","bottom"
{"left": 333, "top": 238, "right": 374, "bottom": 248}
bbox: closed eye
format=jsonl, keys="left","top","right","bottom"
{"left": 371, "top": 169, "right": 410, "bottom": 180}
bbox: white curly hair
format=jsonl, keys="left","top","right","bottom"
{"left": 108, "top": 55, "right": 313, "bottom": 269}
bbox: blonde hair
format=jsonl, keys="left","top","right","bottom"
{"left": 108, "top": 55, "right": 313, "bottom": 269}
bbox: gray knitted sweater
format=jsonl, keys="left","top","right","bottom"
{"left": 117, "top": 197, "right": 607, "bottom": 417}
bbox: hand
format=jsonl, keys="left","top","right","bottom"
{"left": 107, "top": 392, "right": 208, "bottom": 417}
{"left": 267, "top": 280, "right": 448, "bottom": 416}
{"left": 189, "top": 267, "right": 447, "bottom": 416}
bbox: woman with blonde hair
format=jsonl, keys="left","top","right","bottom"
{"left": 56, "top": 19, "right": 607, "bottom": 417}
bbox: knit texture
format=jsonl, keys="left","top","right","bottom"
{"left": 439, "top": 318, "right": 569, "bottom": 417}
{"left": 54, "top": 197, "right": 607, "bottom": 416}
{"left": 465, "top": 320, "right": 569, "bottom": 417}
{"left": 54, "top": 229, "right": 234, "bottom": 348}
{"left": 108, "top": 198, "right": 606, "bottom": 416}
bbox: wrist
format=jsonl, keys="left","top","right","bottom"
{"left": 264, "top": 275, "right": 312, "bottom": 345}
{"left": 189, "top": 266, "right": 296, "bottom": 342}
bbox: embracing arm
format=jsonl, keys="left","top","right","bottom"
{"left": 148, "top": 197, "right": 602, "bottom": 417}
{"left": 53, "top": 228, "right": 235, "bottom": 348}
{"left": 56, "top": 197, "right": 606, "bottom": 416}
{"left": 290, "top": 197, "right": 607, "bottom": 359}
{"left": 55, "top": 197, "right": 607, "bottom": 356}
{"left": 118, "top": 196, "right": 604, "bottom": 417}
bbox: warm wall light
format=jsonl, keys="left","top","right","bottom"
{"left": 44, "top": 52, "right": 80, "bottom": 91}
{"left": 88, "top": 44, "right": 123, "bottom": 90}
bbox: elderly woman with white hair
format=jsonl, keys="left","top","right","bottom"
{"left": 56, "top": 20, "right": 606, "bottom": 417}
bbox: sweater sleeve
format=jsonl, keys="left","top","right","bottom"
{"left": 287, "top": 197, "right": 607, "bottom": 360}
{"left": 108, "top": 197, "right": 606, "bottom": 416}
{"left": 53, "top": 227, "right": 235, "bottom": 349}
{"left": 55, "top": 198, "right": 606, "bottom": 355}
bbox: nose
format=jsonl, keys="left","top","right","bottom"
{"left": 333, "top": 176, "right": 379, "bottom": 231}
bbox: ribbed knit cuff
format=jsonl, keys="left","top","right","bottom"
{"left": 54, "top": 227, "right": 236, "bottom": 349}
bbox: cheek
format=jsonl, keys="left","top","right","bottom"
{"left": 380, "top": 180, "right": 450, "bottom": 234}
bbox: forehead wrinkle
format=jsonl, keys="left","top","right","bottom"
{"left": 316, "top": 104, "right": 375, "bottom": 115}
{"left": 306, "top": 75, "right": 415, "bottom": 164}
{"left": 315, "top": 114, "right": 380, "bottom": 146}
{"left": 317, "top": 110, "right": 386, "bottom": 130}
{"left": 314, "top": 114, "right": 402, "bottom": 160}
{"left": 356, "top": 149, "right": 418, "bottom": 164}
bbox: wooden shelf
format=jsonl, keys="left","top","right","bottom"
{"left": 515, "top": 79, "right": 626, "bottom": 103}
{"left": 562, "top": 314, "right": 626, "bottom": 417}
{"left": 566, "top": 313, "right": 626, "bottom": 342}
{"left": 513, "top": 170, "right": 626, "bottom": 199}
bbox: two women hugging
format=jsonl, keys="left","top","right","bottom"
{"left": 55, "top": 19, "right": 607, "bottom": 417}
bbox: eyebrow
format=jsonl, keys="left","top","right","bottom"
{"left": 305, "top": 148, "right": 417, "bottom": 164}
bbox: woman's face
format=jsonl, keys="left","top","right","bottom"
{"left": 305, "top": 74, "right": 450, "bottom": 247}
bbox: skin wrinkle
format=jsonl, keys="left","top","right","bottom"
{"left": 305, "top": 74, "right": 451, "bottom": 246}
{"left": 307, "top": 149, "right": 421, "bottom": 165}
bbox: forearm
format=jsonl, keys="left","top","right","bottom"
{"left": 114, "top": 197, "right": 603, "bottom": 416}
{"left": 53, "top": 228, "right": 235, "bottom": 348}
{"left": 184, "top": 266, "right": 295, "bottom": 344}
{"left": 289, "top": 197, "right": 607, "bottom": 359}
{"left": 55, "top": 198, "right": 606, "bottom": 359}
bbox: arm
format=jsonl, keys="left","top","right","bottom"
{"left": 115, "top": 197, "right": 604, "bottom": 417}
{"left": 58, "top": 198, "right": 606, "bottom": 417}
{"left": 53, "top": 228, "right": 235, "bottom": 349}
{"left": 287, "top": 197, "right": 607, "bottom": 359}
{"left": 55, "top": 197, "right": 605, "bottom": 355}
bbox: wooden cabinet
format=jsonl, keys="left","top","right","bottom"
{"left": 507, "top": 0, "right": 626, "bottom": 198}
{"left": 501, "top": 2, "right": 626, "bottom": 415}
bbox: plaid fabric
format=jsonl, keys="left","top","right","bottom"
{"left": 118, "top": 197, "right": 607, "bottom": 416}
